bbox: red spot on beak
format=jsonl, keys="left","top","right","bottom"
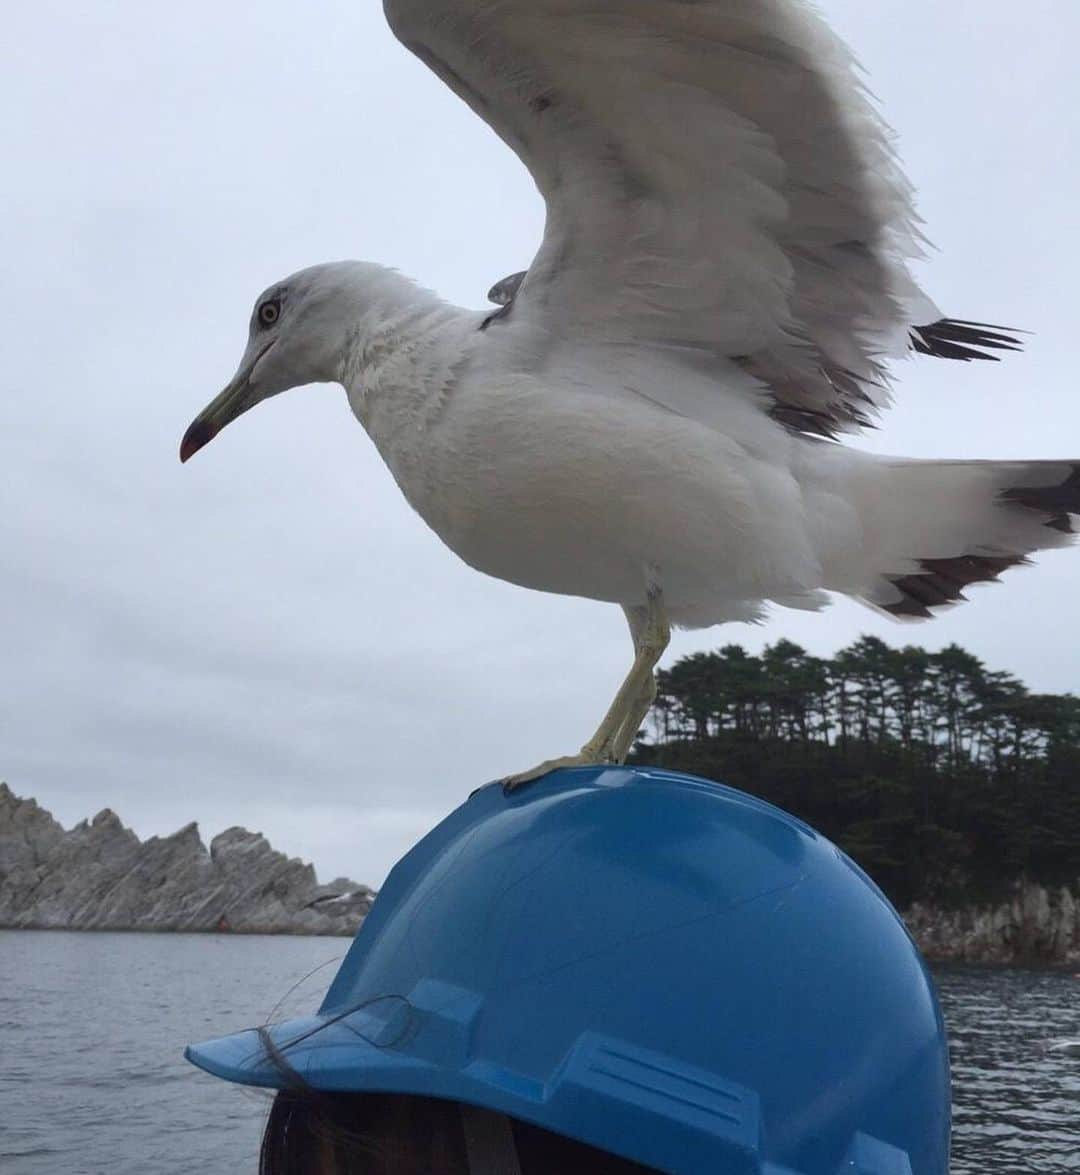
{"left": 179, "top": 418, "right": 218, "bottom": 463}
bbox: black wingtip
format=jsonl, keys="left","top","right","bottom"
{"left": 1001, "top": 464, "right": 1080, "bottom": 535}
{"left": 884, "top": 553, "right": 1028, "bottom": 619}
{"left": 910, "top": 318, "right": 1026, "bottom": 363}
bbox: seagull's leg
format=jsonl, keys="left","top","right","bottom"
{"left": 583, "top": 588, "right": 671, "bottom": 763}
{"left": 503, "top": 588, "right": 670, "bottom": 790}
{"left": 608, "top": 604, "right": 662, "bottom": 764}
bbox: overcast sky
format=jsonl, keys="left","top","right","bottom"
{"left": 3, "top": 1, "right": 1079, "bottom": 886}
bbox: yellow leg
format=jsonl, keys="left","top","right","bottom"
{"left": 607, "top": 597, "right": 668, "bottom": 763}
{"left": 503, "top": 589, "right": 670, "bottom": 791}
{"left": 609, "top": 667, "right": 658, "bottom": 765}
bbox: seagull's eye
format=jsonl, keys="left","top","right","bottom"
{"left": 257, "top": 300, "right": 281, "bottom": 328}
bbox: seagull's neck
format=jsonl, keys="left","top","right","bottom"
{"left": 337, "top": 274, "right": 480, "bottom": 476}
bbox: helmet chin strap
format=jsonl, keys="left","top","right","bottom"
{"left": 459, "top": 1104, "right": 523, "bottom": 1175}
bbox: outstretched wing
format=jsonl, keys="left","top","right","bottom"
{"left": 386, "top": 0, "right": 986, "bottom": 436}
{"left": 489, "top": 270, "right": 1024, "bottom": 368}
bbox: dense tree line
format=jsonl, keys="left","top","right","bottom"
{"left": 631, "top": 637, "right": 1080, "bottom": 908}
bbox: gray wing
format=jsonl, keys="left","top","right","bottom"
{"left": 388, "top": 0, "right": 1003, "bottom": 436}
{"left": 489, "top": 269, "right": 1022, "bottom": 377}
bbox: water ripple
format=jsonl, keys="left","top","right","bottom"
{"left": 1, "top": 934, "right": 1078, "bottom": 1172}
{"left": 938, "top": 966, "right": 1080, "bottom": 1173}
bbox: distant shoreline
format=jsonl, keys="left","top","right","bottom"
{"left": 0, "top": 783, "right": 375, "bottom": 939}
{"left": 6, "top": 778, "right": 1078, "bottom": 965}
{"left": 0, "top": 924, "right": 356, "bottom": 937}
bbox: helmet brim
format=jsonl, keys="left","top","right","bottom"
{"left": 185, "top": 1009, "right": 437, "bottom": 1092}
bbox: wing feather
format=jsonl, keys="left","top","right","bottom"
{"left": 386, "top": 0, "right": 955, "bottom": 434}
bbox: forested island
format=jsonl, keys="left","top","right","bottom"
{"left": 632, "top": 636, "right": 1080, "bottom": 964}
{"left": 3, "top": 635, "right": 1078, "bottom": 962}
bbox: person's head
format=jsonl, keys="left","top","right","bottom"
{"left": 189, "top": 766, "right": 950, "bottom": 1174}
{"left": 259, "top": 1089, "right": 660, "bottom": 1174}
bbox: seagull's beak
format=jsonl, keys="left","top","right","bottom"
{"left": 179, "top": 340, "right": 277, "bottom": 463}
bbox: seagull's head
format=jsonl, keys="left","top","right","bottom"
{"left": 180, "top": 261, "right": 390, "bottom": 463}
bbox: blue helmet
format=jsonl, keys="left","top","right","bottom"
{"left": 187, "top": 767, "right": 950, "bottom": 1174}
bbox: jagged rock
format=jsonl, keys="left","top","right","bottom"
{"left": 0, "top": 782, "right": 375, "bottom": 935}
{"left": 904, "top": 880, "right": 1080, "bottom": 966}
{"left": 0, "top": 785, "right": 61, "bottom": 895}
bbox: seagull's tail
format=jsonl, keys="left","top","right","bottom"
{"left": 809, "top": 451, "right": 1079, "bottom": 617}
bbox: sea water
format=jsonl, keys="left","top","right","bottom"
{"left": 0, "top": 932, "right": 1077, "bottom": 1173}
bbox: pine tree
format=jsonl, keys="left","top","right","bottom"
{"left": 635, "top": 637, "right": 1080, "bottom": 908}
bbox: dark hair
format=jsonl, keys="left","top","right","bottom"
{"left": 259, "top": 1089, "right": 662, "bottom": 1175}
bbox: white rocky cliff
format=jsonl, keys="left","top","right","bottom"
{"left": 0, "top": 783, "right": 374, "bottom": 934}
{"left": 906, "top": 882, "right": 1080, "bottom": 967}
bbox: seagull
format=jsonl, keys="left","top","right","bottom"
{"left": 181, "top": 0, "right": 1077, "bottom": 788}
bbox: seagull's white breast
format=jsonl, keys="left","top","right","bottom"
{"left": 354, "top": 338, "right": 823, "bottom": 624}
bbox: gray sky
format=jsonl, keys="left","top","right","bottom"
{"left": 4, "top": 1, "right": 1079, "bottom": 886}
